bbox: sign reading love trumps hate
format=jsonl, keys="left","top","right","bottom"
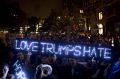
{"left": 15, "top": 39, "right": 112, "bottom": 60}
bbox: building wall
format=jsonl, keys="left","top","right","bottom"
{"left": 83, "top": 0, "right": 120, "bottom": 35}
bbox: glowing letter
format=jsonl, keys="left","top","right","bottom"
{"left": 20, "top": 41, "right": 27, "bottom": 50}
{"left": 16, "top": 40, "right": 20, "bottom": 50}
{"left": 31, "top": 42, "right": 39, "bottom": 52}
{"left": 59, "top": 45, "right": 67, "bottom": 55}
{"left": 53, "top": 44, "right": 59, "bottom": 54}
{"left": 16, "top": 71, "right": 27, "bottom": 79}
{"left": 74, "top": 46, "right": 81, "bottom": 56}
{"left": 104, "top": 48, "right": 111, "bottom": 59}
{"left": 13, "top": 60, "right": 19, "bottom": 67}
{"left": 98, "top": 48, "right": 104, "bottom": 57}
{"left": 25, "top": 42, "right": 39, "bottom": 52}
{"left": 13, "top": 60, "right": 27, "bottom": 79}
{"left": 91, "top": 47, "right": 97, "bottom": 57}
{"left": 83, "top": 46, "right": 91, "bottom": 57}
{"left": 66, "top": 45, "right": 74, "bottom": 55}
{"left": 46, "top": 43, "right": 54, "bottom": 53}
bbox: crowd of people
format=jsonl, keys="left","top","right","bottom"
{"left": 0, "top": 32, "right": 120, "bottom": 79}
{"left": 14, "top": 32, "right": 120, "bottom": 46}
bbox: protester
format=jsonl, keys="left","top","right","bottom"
{"left": 0, "top": 32, "right": 120, "bottom": 79}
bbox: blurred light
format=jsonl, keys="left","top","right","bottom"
{"left": 20, "top": 27, "right": 23, "bottom": 33}
{"left": 98, "top": 24, "right": 103, "bottom": 28}
{"left": 36, "top": 24, "right": 39, "bottom": 32}
{"left": 97, "top": 24, "right": 103, "bottom": 35}
{"left": 36, "top": 32, "right": 39, "bottom": 34}
{"left": 4, "top": 31, "right": 8, "bottom": 33}
{"left": 89, "top": 26, "right": 91, "bottom": 31}
{"left": 57, "top": 16, "right": 61, "bottom": 19}
{"left": 62, "top": 32, "right": 65, "bottom": 35}
{"left": 3, "top": 65, "right": 9, "bottom": 79}
{"left": 28, "top": 52, "right": 32, "bottom": 55}
{"left": 88, "top": 36, "right": 90, "bottom": 39}
{"left": 30, "top": 32, "right": 33, "bottom": 34}
{"left": 111, "top": 37, "right": 114, "bottom": 47}
{"left": 25, "top": 27, "right": 27, "bottom": 31}
{"left": 49, "top": 32, "right": 52, "bottom": 36}
{"left": 13, "top": 60, "right": 27, "bottom": 79}
{"left": 99, "top": 29, "right": 103, "bottom": 35}
{"left": 27, "top": 26, "right": 30, "bottom": 28}
{"left": 39, "top": 21, "right": 42, "bottom": 28}
{"left": 39, "top": 22, "right": 42, "bottom": 25}
{"left": 39, "top": 25, "right": 42, "bottom": 28}
{"left": 0, "top": 30, "right": 9, "bottom": 34}
{"left": 13, "top": 14, "right": 16, "bottom": 17}
{"left": 99, "top": 12, "right": 103, "bottom": 20}
{"left": 80, "top": 10, "right": 84, "bottom": 13}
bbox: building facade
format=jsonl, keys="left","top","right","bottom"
{"left": 83, "top": 0, "right": 120, "bottom": 35}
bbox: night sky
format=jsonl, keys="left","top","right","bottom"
{"left": 1, "top": 0, "right": 62, "bottom": 17}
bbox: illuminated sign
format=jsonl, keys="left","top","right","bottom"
{"left": 13, "top": 60, "right": 27, "bottom": 79}
{"left": 15, "top": 39, "right": 112, "bottom": 60}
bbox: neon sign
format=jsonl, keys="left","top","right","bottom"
{"left": 15, "top": 39, "right": 112, "bottom": 60}
{"left": 16, "top": 40, "right": 38, "bottom": 52}
{"left": 13, "top": 60, "right": 27, "bottom": 79}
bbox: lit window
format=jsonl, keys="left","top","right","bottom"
{"left": 97, "top": 24, "right": 103, "bottom": 35}
{"left": 111, "top": 37, "right": 114, "bottom": 47}
{"left": 20, "top": 27, "right": 23, "bottom": 33}
{"left": 80, "top": 10, "right": 84, "bottom": 13}
{"left": 25, "top": 27, "right": 27, "bottom": 31}
{"left": 98, "top": 24, "right": 103, "bottom": 28}
{"left": 99, "top": 12, "right": 103, "bottom": 20}
{"left": 57, "top": 16, "right": 61, "bottom": 19}
{"left": 36, "top": 24, "right": 39, "bottom": 32}
{"left": 39, "top": 22, "right": 42, "bottom": 28}
{"left": 89, "top": 26, "right": 91, "bottom": 31}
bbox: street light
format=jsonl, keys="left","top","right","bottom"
{"left": 80, "top": 10, "right": 84, "bottom": 13}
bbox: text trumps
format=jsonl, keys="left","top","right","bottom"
{"left": 15, "top": 39, "right": 112, "bottom": 60}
